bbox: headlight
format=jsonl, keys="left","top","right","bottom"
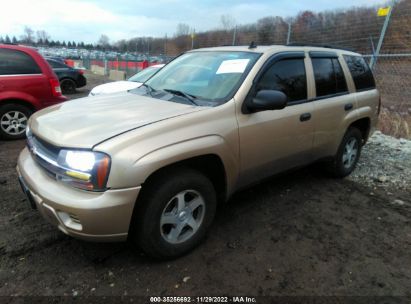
{"left": 57, "top": 149, "right": 111, "bottom": 191}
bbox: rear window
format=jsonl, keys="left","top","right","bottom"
{"left": 312, "top": 58, "right": 348, "bottom": 97}
{"left": 343, "top": 55, "right": 376, "bottom": 91}
{"left": 0, "top": 48, "right": 41, "bottom": 75}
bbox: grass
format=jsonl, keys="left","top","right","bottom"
{"left": 378, "top": 107, "right": 411, "bottom": 139}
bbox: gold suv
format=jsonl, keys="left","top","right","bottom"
{"left": 17, "top": 45, "right": 380, "bottom": 258}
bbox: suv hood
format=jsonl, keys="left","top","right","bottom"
{"left": 30, "top": 92, "right": 203, "bottom": 149}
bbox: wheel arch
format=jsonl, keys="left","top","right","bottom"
{"left": 141, "top": 154, "right": 228, "bottom": 205}
{"left": 348, "top": 117, "right": 371, "bottom": 144}
{"left": 59, "top": 75, "right": 77, "bottom": 87}
{"left": 0, "top": 98, "right": 36, "bottom": 112}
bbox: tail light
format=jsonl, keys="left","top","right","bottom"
{"left": 77, "top": 69, "right": 84, "bottom": 75}
{"left": 49, "top": 78, "right": 62, "bottom": 97}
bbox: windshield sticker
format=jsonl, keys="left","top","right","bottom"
{"left": 216, "top": 59, "right": 250, "bottom": 74}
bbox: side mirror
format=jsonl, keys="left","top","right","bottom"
{"left": 248, "top": 90, "right": 288, "bottom": 112}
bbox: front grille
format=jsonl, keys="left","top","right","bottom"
{"left": 27, "top": 133, "right": 63, "bottom": 179}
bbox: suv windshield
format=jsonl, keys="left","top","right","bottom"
{"left": 140, "top": 51, "right": 260, "bottom": 104}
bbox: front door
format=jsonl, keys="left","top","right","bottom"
{"left": 236, "top": 52, "right": 315, "bottom": 188}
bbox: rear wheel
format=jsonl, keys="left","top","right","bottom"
{"left": 60, "top": 78, "right": 76, "bottom": 94}
{"left": 325, "top": 127, "right": 363, "bottom": 178}
{"left": 0, "top": 104, "right": 32, "bottom": 140}
{"left": 130, "top": 168, "right": 217, "bottom": 259}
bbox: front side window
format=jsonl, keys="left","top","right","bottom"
{"left": 143, "top": 51, "right": 260, "bottom": 104}
{"left": 0, "top": 49, "right": 41, "bottom": 75}
{"left": 257, "top": 58, "right": 307, "bottom": 102}
{"left": 343, "top": 55, "right": 376, "bottom": 91}
{"left": 312, "top": 58, "right": 348, "bottom": 97}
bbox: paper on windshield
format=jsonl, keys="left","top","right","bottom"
{"left": 216, "top": 59, "right": 250, "bottom": 74}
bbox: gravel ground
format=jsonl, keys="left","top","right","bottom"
{"left": 349, "top": 131, "right": 411, "bottom": 192}
{"left": 0, "top": 73, "right": 410, "bottom": 299}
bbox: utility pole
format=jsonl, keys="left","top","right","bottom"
{"left": 191, "top": 29, "right": 195, "bottom": 49}
{"left": 370, "top": 0, "right": 396, "bottom": 69}
{"left": 286, "top": 22, "right": 292, "bottom": 45}
{"left": 164, "top": 34, "right": 167, "bottom": 56}
{"left": 232, "top": 26, "right": 237, "bottom": 46}
{"left": 147, "top": 38, "right": 150, "bottom": 56}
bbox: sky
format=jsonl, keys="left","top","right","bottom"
{"left": 0, "top": 0, "right": 385, "bottom": 44}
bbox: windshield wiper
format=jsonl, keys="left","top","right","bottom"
{"left": 163, "top": 89, "right": 199, "bottom": 106}
{"left": 141, "top": 83, "right": 156, "bottom": 96}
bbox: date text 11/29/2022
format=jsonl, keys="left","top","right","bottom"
{"left": 149, "top": 296, "right": 257, "bottom": 303}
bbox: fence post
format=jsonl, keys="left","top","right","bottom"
{"left": 370, "top": 0, "right": 396, "bottom": 69}
{"left": 286, "top": 22, "right": 292, "bottom": 45}
{"left": 104, "top": 54, "right": 108, "bottom": 76}
{"left": 232, "top": 26, "right": 237, "bottom": 46}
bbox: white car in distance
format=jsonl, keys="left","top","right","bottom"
{"left": 89, "top": 64, "right": 165, "bottom": 96}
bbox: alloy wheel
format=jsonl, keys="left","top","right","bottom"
{"left": 160, "top": 190, "right": 205, "bottom": 244}
{"left": 0, "top": 111, "right": 28, "bottom": 136}
{"left": 342, "top": 137, "right": 358, "bottom": 169}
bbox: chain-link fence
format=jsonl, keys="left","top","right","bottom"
{"left": 52, "top": 0, "right": 410, "bottom": 136}
{"left": 158, "top": 0, "right": 409, "bottom": 137}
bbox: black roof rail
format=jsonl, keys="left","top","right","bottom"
{"left": 286, "top": 43, "right": 355, "bottom": 52}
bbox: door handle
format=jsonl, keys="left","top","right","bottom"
{"left": 300, "top": 113, "right": 311, "bottom": 122}
{"left": 345, "top": 103, "right": 353, "bottom": 111}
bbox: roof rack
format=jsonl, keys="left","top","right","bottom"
{"left": 286, "top": 43, "right": 355, "bottom": 52}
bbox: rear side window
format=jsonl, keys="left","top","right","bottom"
{"left": 47, "top": 60, "right": 66, "bottom": 69}
{"left": 257, "top": 58, "right": 307, "bottom": 102}
{"left": 0, "top": 49, "right": 41, "bottom": 75}
{"left": 343, "top": 55, "right": 375, "bottom": 91}
{"left": 312, "top": 58, "right": 348, "bottom": 97}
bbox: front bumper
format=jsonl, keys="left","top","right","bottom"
{"left": 17, "top": 148, "right": 141, "bottom": 242}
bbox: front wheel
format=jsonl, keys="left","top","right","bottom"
{"left": 326, "top": 127, "right": 363, "bottom": 178}
{"left": 130, "top": 168, "right": 217, "bottom": 259}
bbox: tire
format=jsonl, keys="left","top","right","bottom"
{"left": 0, "top": 104, "right": 32, "bottom": 140}
{"left": 60, "top": 78, "right": 76, "bottom": 94}
{"left": 130, "top": 168, "right": 217, "bottom": 259}
{"left": 325, "top": 127, "right": 363, "bottom": 178}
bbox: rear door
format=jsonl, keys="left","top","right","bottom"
{"left": 0, "top": 48, "right": 49, "bottom": 107}
{"left": 309, "top": 52, "right": 353, "bottom": 158}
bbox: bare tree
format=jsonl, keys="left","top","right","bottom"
{"left": 36, "top": 30, "right": 50, "bottom": 44}
{"left": 220, "top": 14, "right": 236, "bottom": 30}
{"left": 97, "top": 34, "right": 110, "bottom": 49}
{"left": 20, "top": 26, "right": 35, "bottom": 44}
{"left": 175, "top": 23, "right": 190, "bottom": 37}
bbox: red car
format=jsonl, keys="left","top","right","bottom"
{"left": 0, "top": 44, "right": 67, "bottom": 139}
